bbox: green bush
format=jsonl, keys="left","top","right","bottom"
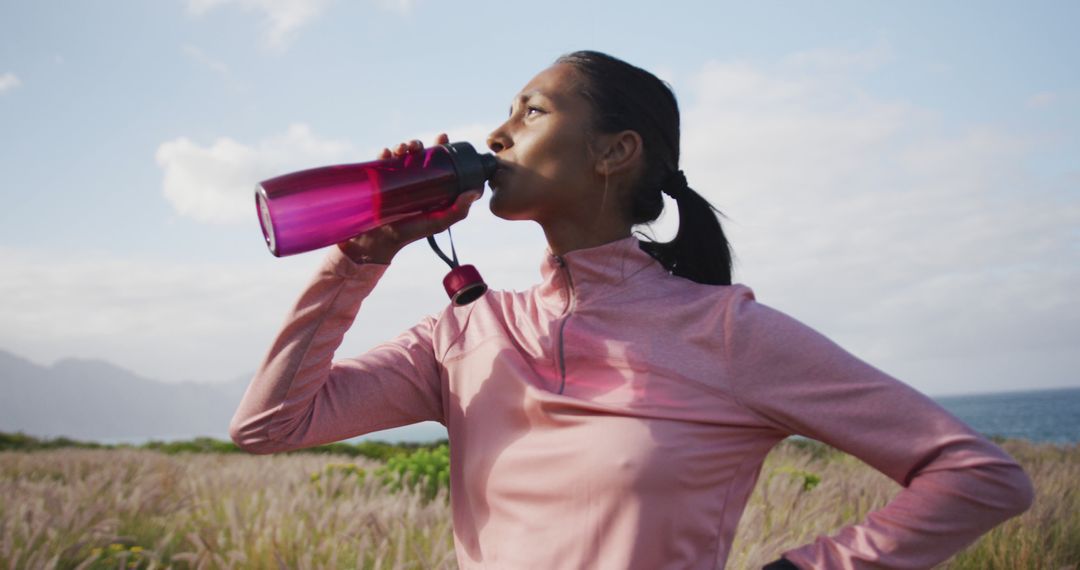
{"left": 0, "top": 430, "right": 448, "bottom": 460}
{"left": 0, "top": 431, "right": 104, "bottom": 451}
{"left": 310, "top": 444, "right": 451, "bottom": 503}
{"left": 378, "top": 444, "right": 451, "bottom": 502}
{"left": 141, "top": 437, "right": 240, "bottom": 455}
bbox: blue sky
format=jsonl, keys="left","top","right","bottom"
{"left": 1, "top": 1, "right": 1077, "bottom": 400}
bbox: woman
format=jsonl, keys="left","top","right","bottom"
{"left": 231, "top": 51, "right": 1033, "bottom": 569}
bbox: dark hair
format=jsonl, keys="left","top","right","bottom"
{"left": 555, "top": 50, "right": 733, "bottom": 286}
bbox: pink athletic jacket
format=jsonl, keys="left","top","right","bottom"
{"left": 230, "top": 236, "right": 1033, "bottom": 569}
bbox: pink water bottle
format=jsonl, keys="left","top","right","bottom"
{"left": 256, "top": 141, "right": 496, "bottom": 304}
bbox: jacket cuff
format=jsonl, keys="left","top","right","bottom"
{"left": 324, "top": 244, "right": 391, "bottom": 280}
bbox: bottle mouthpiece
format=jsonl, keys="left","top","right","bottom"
{"left": 443, "top": 142, "right": 497, "bottom": 193}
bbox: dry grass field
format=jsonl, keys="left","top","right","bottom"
{"left": 0, "top": 438, "right": 1076, "bottom": 569}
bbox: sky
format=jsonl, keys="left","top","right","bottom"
{"left": 1, "top": 0, "right": 1077, "bottom": 401}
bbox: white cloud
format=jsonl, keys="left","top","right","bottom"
{"left": 182, "top": 44, "right": 231, "bottom": 77}
{"left": 1025, "top": 91, "right": 1058, "bottom": 109}
{"left": 156, "top": 123, "right": 497, "bottom": 225}
{"left": 0, "top": 200, "right": 543, "bottom": 385}
{"left": 24, "top": 121, "right": 537, "bottom": 383}
{"left": 181, "top": 44, "right": 246, "bottom": 92}
{"left": 156, "top": 124, "right": 357, "bottom": 224}
{"left": 672, "top": 47, "right": 1079, "bottom": 394}
{"left": 0, "top": 246, "right": 309, "bottom": 382}
{"left": 186, "top": 0, "right": 333, "bottom": 49}
{"left": 780, "top": 39, "right": 894, "bottom": 74}
{"left": 185, "top": 0, "right": 418, "bottom": 48}
{"left": 0, "top": 73, "right": 21, "bottom": 93}
{"left": 18, "top": 45, "right": 1078, "bottom": 396}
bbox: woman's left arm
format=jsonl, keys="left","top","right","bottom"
{"left": 721, "top": 287, "right": 1034, "bottom": 569}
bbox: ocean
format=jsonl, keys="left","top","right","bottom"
{"left": 372, "top": 386, "right": 1080, "bottom": 445}
{"left": 933, "top": 386, "right": 1080, "bottom": 445}
{"left": 93, "top": 387, "right": 1080, "bottom": 447}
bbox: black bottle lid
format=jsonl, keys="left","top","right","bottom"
{"left": 442, "top": 142, "right": 498, "bottom": 194}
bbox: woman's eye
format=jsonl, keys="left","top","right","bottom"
{"left": 525, "top": 106, "right": 543, "bottom": 117}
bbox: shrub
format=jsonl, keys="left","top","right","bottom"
{"left": 378, "top": 444, "right": 451, "bottom": 503}
{"left": 307, "top": 445, "right": 451, "bottom": 503}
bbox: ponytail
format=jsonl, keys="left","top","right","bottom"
{"left": 638, "top": 170, "right": 733, "bottom": 285}
{"left": 556, "top": 50, "right": 735, "bottom": 286}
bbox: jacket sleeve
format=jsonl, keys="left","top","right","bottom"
{"left": 229, "top": 246, "right": 445, "bottom": 454}
{"left": 721, "top": 286, "right": 1034, "bottom": 569}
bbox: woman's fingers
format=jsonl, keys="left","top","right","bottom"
{"left": 349, "top": 133, "right": 468, "bottom": 263}
{"left": 375, "top": 133, "right": 472, "bottom": 239}
{"left": 393, "top": 139, "right": 422, "bottom": 157}
{"left": 431, "top": 190, "right": 482, "bottom": 228}
{"left": 395, "top": 190, "right": 482, "bottom": 240}
{"left": 377, "top": 134, "right": 450, "bottom": 160}
{"left": 338, "top": 190, "right": 479, "bottom": 264}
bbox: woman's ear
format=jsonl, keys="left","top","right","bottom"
{"left": 594, "top": 130, "right": 643, "bottom": 176}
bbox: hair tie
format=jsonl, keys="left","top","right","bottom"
{"left": 661, "top": 169, "right": 689, "bottom": 199}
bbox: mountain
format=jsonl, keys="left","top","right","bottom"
{"left": 0, "top": 349, "right": 449, "bottom": 443}
{"left": 0, "top": 349, "right": 250, "bottom": 442}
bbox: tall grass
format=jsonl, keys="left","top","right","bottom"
{"left": 0, "top": 438, "right": 1075, "bottom": 569}
{"left": 727, "top": 438, "right": 1080, "bottom": 569}
{"left": 0, "top": 450, "right": 455, "bottom": 569}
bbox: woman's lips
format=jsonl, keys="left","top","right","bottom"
{"left": 489, "top": 162, "right": 511, "bottom": 190}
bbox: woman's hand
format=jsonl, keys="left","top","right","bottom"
{"left": 337, "top": 133, "right": 483, "bottom": 264}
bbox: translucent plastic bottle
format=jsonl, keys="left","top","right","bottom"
{"left": 255, "top": 141, "right": 496, "bottom": 257}
{"left": 255, "top": 141, "right": 496, "bottom": 305}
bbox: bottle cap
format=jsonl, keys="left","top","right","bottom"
{"left": 443, "top": 264, "right": 487, "bottom": 305}
{"left": 442, "top": 142, "right": 498, "bottom": 194}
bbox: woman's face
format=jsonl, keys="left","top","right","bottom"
{"left": 486, "top": 63, "right": 602, "bottom": 226}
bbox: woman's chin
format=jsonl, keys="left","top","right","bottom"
{"left": 488, "top": 192, "right": 525, "bottom": 221}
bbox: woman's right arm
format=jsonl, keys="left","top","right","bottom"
{"left": 230, "top": 134, "right": 482, "bottom": 454}
{"left": 230, "top": 248, "right": 439, "bottom": 453}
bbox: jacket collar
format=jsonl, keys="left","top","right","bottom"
{"left": 536, "top": 235, "right": 667, "bottom": 308}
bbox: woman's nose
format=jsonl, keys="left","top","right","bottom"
{"left": 487, "top": 125, "right": 511, "bottom": 153}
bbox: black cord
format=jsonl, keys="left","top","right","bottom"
{"left": 448, "top": 226, "right": 459, "bottom": 266}
{"left": 427, "top": 227, "right": 460, "bottom": 269}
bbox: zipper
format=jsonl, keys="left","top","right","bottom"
{"left": 553, "top": 255, "right": 576, "bottom": 395}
